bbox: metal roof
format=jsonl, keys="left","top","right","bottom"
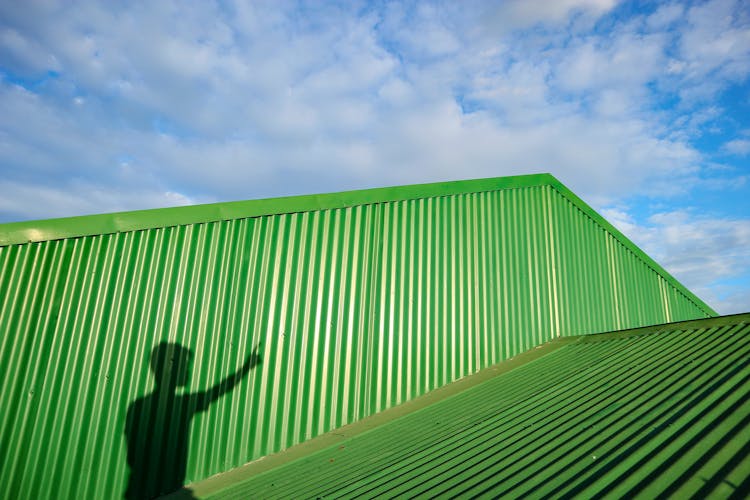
{"left": 190, "top": 313, "right": 750, "bottom": 499}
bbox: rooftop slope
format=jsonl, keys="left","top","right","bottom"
{"left": 192, "top": 313, "right": 750, "bottom": 499}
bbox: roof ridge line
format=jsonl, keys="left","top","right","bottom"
{"left": 547, "top": 182, "right": 717, "bottom": 317}
{"left": 0, "top": 173, "right": 554, "bottom": 246}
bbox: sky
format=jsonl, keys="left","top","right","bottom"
{"left": 0, "top": 0, "right": 748, "bottom": 314}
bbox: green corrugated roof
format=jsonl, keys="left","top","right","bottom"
{"left": 180, "top": 313, "right": 750, "bottom": 499}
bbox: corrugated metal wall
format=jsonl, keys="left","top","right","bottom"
{"left": 0, "top": 183, "right": 712, "bottom": 499}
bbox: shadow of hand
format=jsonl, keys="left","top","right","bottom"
{"left": 245, "top": 343, "right": 262, "bottom": 370}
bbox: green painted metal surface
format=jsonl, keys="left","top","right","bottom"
{"left": 0, "top": 174, "right": 715, "bottom": 499}
{"left": 207, "top": 313, "right": 750, "bottom": 499}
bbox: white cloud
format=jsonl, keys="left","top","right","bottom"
{"left": 379, "top": 3, "right": 461, "bottom": 59}
{"left": 699, "top": 285, "right": 750, "bottom": 316}
{"left": 0, "top": 0, "right": 747, "bottom": 315}
{"left": 1, "top": 0, "right": 717, "bottom": 220}
{"left": 675, "top": 0, "right": 750, "bottom": 100}
{"left": 723, "top": 139, "right": 750, "bottom": 155}
{"left": 647, "top": 3, "right": 685, "bottom": 29}
{"left": 0, "top": 1, "right": 747, "bottom": 224}
{"left": 0, "top": 179, "right": 194, "bottom": 220}
{"left": 476, "top": 0, "right": 619, "bottom": 34}
{"left": 0, "top": 26, "right": 60, "bottom": 74}
{"left": 555, "top": 33, "right": 667, "bottom": 93}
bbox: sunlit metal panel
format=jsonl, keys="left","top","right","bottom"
{"left": 0, "top": 175, "right": 714, "bottom": 499}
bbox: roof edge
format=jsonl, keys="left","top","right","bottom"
{"left": 547, "top": 179, "right": 718, "bottom": 316}
{"left": 577, "top": 311, "right": 749, "bottom": 343}
{"left": 0, "top": 173, "right": 553, "bottom": 246}
{"left": 0, "top": 172, "right": 717, "bottom": 315}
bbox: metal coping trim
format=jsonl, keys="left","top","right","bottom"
{"left": 0, "top": 172, "right": 717, "bottom": 315}
{"left": 0, "top": 173, "right": 552, "bottom": 246}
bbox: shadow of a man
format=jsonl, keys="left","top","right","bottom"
{"left": 124, "top": 342, "right": 261, "bottom": 499}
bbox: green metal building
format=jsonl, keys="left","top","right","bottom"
{"left": 1, "top": 173, "right": 735, "bottom": 499}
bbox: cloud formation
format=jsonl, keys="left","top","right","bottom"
{"left": 1, "top": 0, "right": 748, "bottom": 312}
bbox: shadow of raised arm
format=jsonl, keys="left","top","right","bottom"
{"left": 198, "top": 343, "right": 262, "bottom": 407}
{"left": 125, "top": 341, "right": 264, "bottom": 499}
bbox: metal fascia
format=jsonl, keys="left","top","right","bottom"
{"left": 0, "top": 174, "right": 554, "bottom": 246}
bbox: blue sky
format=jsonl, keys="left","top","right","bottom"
{"left": 0, "top": 0, "right": 748, "bottom": 314}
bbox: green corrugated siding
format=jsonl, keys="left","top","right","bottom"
{"left": 215, "top": 314, "right": 750, "bottom": 499}
{"left": 0, "top": 178, "right": 713, "bottom": 499}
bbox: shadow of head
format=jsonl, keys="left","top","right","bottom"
{"left": 151, "top": 342, "right": 194, "bottom": 389}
